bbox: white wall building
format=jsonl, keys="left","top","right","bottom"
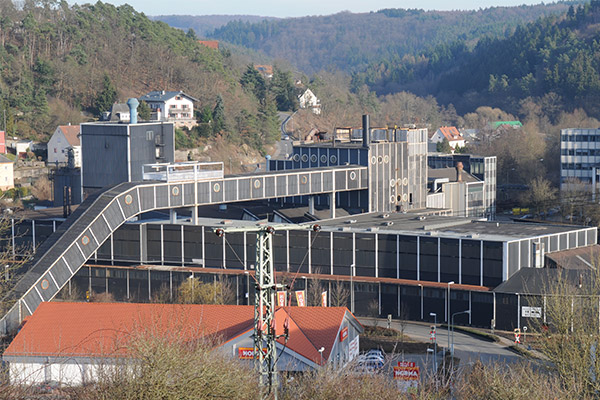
{"left": 430, "top": 126, "right": 465, "bottom": 150}
{"left": 47, "top": 125, "right": 81, "bottom": 167}
{"left": 0, "top": 154, "right": 14, "bottom": 190}
{"left": 3, "top": 302, "right": 363, "bottom": 386}
{"left": 298, "top": 88, "right": 321, "bottom": 115}
{"left": 139, "top": 91, "right": 198, "bottom": 129}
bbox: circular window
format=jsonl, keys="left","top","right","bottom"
{"left": 213, "top": 183, "right": 221, "bottom": 193}
{"left": 330, "top": 155, "right": 337, "bottom": 164}
{"left": 293, "top": 154, "right": 300, "bottom": 162}
{"left": 253, "top": 179, "right": 261, "bottom": 189}
{"left": 383, "top": 155, "right": 389, "bottom": 163}
{"left": 402, "top": 193, "right": 408, "bottom": 202}
{"left": 41, "top": 279, "right": 49, "bottom": 290}
{"left": 301, "top": 154, "right": 309, "bottom": 162}
{"left": 124, "top": 194, "right": 133, "bottom": 205}
{"left": 390, "top": 195, "right": 396, "bottom": 204}
{"left": 310, "top": 154, "right": 318, "bottom": 163}
{"left": 377, "top": 156, "right": 383, "bottom": 164}
{"left": 300, "top": 175, "right": 308, "bottom": 185}
{"left": 349, "top": 171, "right": 357, "bottom": 181}
{"left": 371, "top": 156, "right": 377, "bottom": 164}
{"left": 320, "top": 155, "right": 328, "bottom": 163}
{"left": 171, "top": 186, "right": 180, "bottom": 196}
{"left": 403, "top": 177, "right": 408, "bottom": 186}
{"left": 81, "top": 235, "right": 90, "bottom": 246}
{"left": 389, "top": 179, "right": 396, "bottom": 187}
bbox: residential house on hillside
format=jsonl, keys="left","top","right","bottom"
{"left": 0, "top": 154, "right": 14, "bottom": 190}
{"left": 297, "top": 88, "right": 321, "bottom": 115}
{"left": 254, "top": 65, "right": 273, "bottom": 79}
{"left": 47, "top": 125, "right": 81, "bottom": 167}
{"left": 430, "top": 126, "right": 465, "bottom": 150}
{"left": 198, "top": 40, "right": 219, "bottom": 49}
{"left": 3, "top": 302, "right": 363, "bottom": 385}
{"left": 139, "top": 90, "right": 198, "bottom": 129}
{"left": 100, "top": 103, "right": 130, "bottom": 122}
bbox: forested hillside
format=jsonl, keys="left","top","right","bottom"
{"left": 153, "top": 15, "right": 276, "bottom": 37}
{"left": 353, "top": 1, "right": 600, "bottom": 118}
{"left": 208, "top": 3, "right": 579, "bottom": 74}
{"left": 0, "top": 0, "right": 284, "bottom": 153}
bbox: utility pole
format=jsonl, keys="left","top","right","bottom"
{"left": 214, "top": 223, "right": 321, "bottom": 399}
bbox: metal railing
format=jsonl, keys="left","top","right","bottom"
{"left": 142, "top": 161, "right": 224, "bottom": 182}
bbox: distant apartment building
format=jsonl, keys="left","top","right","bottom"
{"left": 139, "top": 91, "right": 198, "bottom": 129}
{"left": 0, "top": 154, "right": 14, "bottom": 190}
{"left": 560, "top": 128, "right": 600, "bottom": 191}
{"left": 48, "top": 125, "right": 81, "bottom": 167}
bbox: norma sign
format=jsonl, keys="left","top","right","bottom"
{"left": 277, "top": 291, "right": 286, "bottom": 307}
{"left": 340, "top": 327, "right": 348, "bottom": 342}
{"left": 238, "top": 347, "right": 267, "bottom": 359}
{"left": 295, "top": 290, "right": 306, "bottom": 307}
{"left": 394, "top": 363, "right": 420, "bottom": 381}
{"left": 522, "top": 306, "right": 542, "bottom": 318}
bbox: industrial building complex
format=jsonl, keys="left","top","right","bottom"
{"left": 2, "top": 104, "right": 599, "bottom": 384}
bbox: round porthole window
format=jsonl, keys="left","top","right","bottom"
{"left": 390, "top": 195, "right": 396, "bottom": 204}
{"left": 389, "top": 179, "right": 396, "bottom": 187}
{"left": 301, "top": 154, "right": 309, "bottom": 162}
{"left": 301, "top": 175, "right": 308, "bottom": 184}
{"left": 254, "top": 179, "right": 261, "bottom": 189}
{"left": 330, "top": 155, "right": 337, "bottom": 164}
{"left": 310, "top": 154, "right": 318, "bottom": 163}
{"left": 403, "top": 177, "right": 408, "bottom": 186}
{"left": 371, "top": 156, "right": 377, "bottom": 164}
{"left": 320, "top": 155, "right": 328, "bottom": 163}
{"left": 81, "top": 235, "right": 90, "bottom": 246}
{"left": 213, "top": 183, "right": 221, "bottom": 193}
{"left": 171, "top": 186, "right": 180, "bottom": 196}
{"left": 378, "top": 156, "right": 383, "bottom": 164}
{"left": 293, "top": 154, "right": 300, "bottom": 162}
{"left": 402, "top": 193, "right": 408, "bottom": 202}
{"left": 124, "top": 194, "right": 133, "bottom": 205}
{"left": 350, "top": 171, "right": 357, "bottom": 180}
{"left": 383, "top": 155, "right": 389, "bottom": 163}
{"left": 41, "top": 279, "right": 49, "bottom": 290}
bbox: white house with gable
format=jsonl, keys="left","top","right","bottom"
{"left": 139, "top": 91, "right": 198, "bottom": 129}
{"left": 298, "top": 88, "right": 321, "bottom": 115}
{"left": 48, "top": 125, "right": 81, "bottom": 167}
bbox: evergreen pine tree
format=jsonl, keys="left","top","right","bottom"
{"left": 94, "top": 74, "right": 117, "bottom": 116}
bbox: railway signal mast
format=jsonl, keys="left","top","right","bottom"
{"left": 214, "top": 223, "right": 321, "bottom": 399}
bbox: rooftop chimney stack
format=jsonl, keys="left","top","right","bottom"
{"left": 362, "top": 114, "right": 370, "bottom": 148}
{"left": 127, "top": 98, "right": 139, "bottom": 125}
{"left": 456, "top": 161, "right": 464, "bottom": 182}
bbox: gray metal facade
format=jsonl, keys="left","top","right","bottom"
{"left": 80, "top": 122, "right": 175, "bottom": 195}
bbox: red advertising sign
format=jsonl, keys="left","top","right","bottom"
{"left": 340, "top": 326, "right": 348, "bottom": 342}
{"left": 295, "top": 290, "right": 306, "bottom": 307}
{"left": 394, "top": 366, "right": 420, "bottom": 381}
{"left": 277, "top": 291, "right": 286, "bottom": 307}
{"left": 238, "top": 347, "right": 267, "bottom": 359}
{"left": 321, "top": 291, "right": 327, "bottom": 307}
{"left": 398, "top": 361, "right": 416, "bottom": 368}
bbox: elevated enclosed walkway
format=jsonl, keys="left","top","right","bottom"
{"left": 1, "top": 163, "right": 367, "bottom": 334}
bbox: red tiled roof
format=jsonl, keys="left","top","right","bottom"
{"left": 198, "top": 40, "right": 219, "bottom": 50}
{"left": 4, "top": 303, "right": 355, "bottom": 365}
{"left": 58, "top": 125, "right": 80, "bottom": 147}
{"left": 438, "top": 126, "right": 462, "bottom": 142}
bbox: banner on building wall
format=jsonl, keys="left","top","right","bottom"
{"left": 295, "top": 290, "right": 306, "bottom": 307}
{"left": 349, "top": 336, "right": 359, "bottom": 361}
{"left": 277, "top": 291, "right": 287, "bottom": 307}
{"left": 340, "top": 326, "right": 348, "bottom": 342}
{"left": 321, "top": 291, "right": 328, "bottom": 307}
{"left": 238, "top": 347, "right": 267, "bottom": 359}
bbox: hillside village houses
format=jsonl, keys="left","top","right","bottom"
{"left": 430, "top": 126, "right": 465, "bottom": 150}
{"left": 139, "top": 90, "right": 198, "bottom": 129}
{"left": 47, "top": 125, "right": 81, "bottom": 167}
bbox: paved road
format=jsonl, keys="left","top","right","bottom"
{"left": 359, "top": 317, "right": 519, "bottom": 366}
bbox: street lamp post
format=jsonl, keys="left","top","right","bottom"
{"left": 429, "top": 312, "right": 437, "bottom": 373}
{"left": 318, "top": 347, "right": 325, "bottom": 365}
{"left": 447, "top": 281, "right": 455, "bottom": 353}
{"left": 350, "top": 264, "right": 355, "bottom": 313}
{"left": 451, "top": 310, "right": 471, "bottom": 358}
{"left": 418, "top": 283, "right": 423, "bottom": 320}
